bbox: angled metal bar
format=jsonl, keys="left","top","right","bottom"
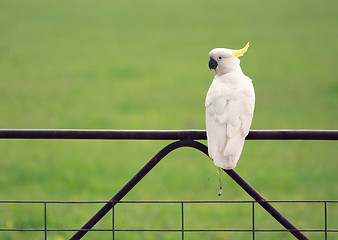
{"left": 224, "top": 170, "right": 309, "bottom": 240}
{"left": 69, "top": 140, "right": 207, "bottom": 240}
{"left": 0, "top": 129, "right": 337, "bottom": 140}
{"left": 70, "top": 140, "right": 309, "bottom": 240}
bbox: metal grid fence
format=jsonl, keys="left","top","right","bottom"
{"left": 0, "top": 129, "right": 337, "bottom": 240}
{"left": 1, "top": 199, "right": 338, "bottom": 239}
{"left": 1, "top": 200, "right": 337, "bottom": 239}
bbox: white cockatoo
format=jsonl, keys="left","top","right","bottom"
{"left": 205, "top": 42, "right": 255, "bottom": 169}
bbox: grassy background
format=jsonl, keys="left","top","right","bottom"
{"left": 0, "top": 0, "right": 337, "bottom": 239}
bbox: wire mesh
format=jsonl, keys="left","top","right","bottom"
{"left": 0, "top": 200, "right": 337, "bottom": 240}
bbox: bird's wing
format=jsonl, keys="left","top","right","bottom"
{"left": 223, "top": 96, "right": 253, "bottom": 159}
{"left": 205, "top": 79, "right": 255, "bottom": 162}
{"left": 205, "top": 88, "right": 229, "bottom": 159}
{"left": 206, "top": 92, "right": 227, "bottom": 159}
{"left": 238, "top": 79, "right": 255, "bottom": 136}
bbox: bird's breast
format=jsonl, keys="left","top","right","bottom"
{"left": 206, "top": 76, "right": 254, "bottom": 110}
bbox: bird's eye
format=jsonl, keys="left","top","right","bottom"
{"left": 218, "top": 56, "right": 222, "bottom": 60}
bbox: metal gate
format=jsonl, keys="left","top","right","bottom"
{"left": 0, "top": 129, "right": 337, "bottom": 240}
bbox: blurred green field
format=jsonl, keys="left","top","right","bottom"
{"left": 0, "top": 0, "right": 337, "bottom": 239}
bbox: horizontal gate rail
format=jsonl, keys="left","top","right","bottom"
{"left": 2, "top": 199, "right": 338, "bottom": 204}
{"left": 0, "top": 129, "right": 337, "bottom": 140}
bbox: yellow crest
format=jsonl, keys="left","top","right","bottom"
{"left": 230, "top": 42, "right": 250, "bottom": 58}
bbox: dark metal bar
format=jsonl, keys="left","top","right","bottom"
{"left": 0, "top": 129, "right": 337, "bottom": 140}
{"left": 181, "top": 202, "right": 184, "bottom": 240}
{"left": 0, "top": 129, "right": 206, "bottom": 140}
{"left": 69, "top": 140, "right": 208, "bottom": 240}
{"left": 324, "top": 201, "right": 327, "bottom": 240}
{"left": 44, "top": 203, "right": 47, "bottom": 240}
{"left": 224, "top": 169, "right": 309, "bottom": 240}
{"left": 247, "top": 130, "right": 338, "bottom": 140}
{"left": 1, "top": 228, "right": 337, "bottom": 232}
{"left": 112, "top": 206, "right": 115, "bottom": 240}
{"left": 2, "top": 200, "right": 337, "bottom": 204}
{"left": 109, "top": 229, "right": 335, "bottom": 232}
{"left": 252, "top": 202, "right": 255, "bottom": 240}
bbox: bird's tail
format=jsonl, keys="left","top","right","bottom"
{"left": 212, "top": 152, "right": 238, "bottom": 169}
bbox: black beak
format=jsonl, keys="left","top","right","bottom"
{"left": 209, "top": 58, "right": 218, "bottom": 70}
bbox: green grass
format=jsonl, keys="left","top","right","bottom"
{"left": 0, "top": 0, "right": 337, "bottom": 239}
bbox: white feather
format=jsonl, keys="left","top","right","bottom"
{"left": 206, "top": 48, "right": 255, "bottom": 169}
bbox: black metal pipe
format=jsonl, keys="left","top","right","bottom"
{"left": 247, "top": 130, "right": 338, "bottom": 140}
{"left": 224, "top": 169, "right": 309, "bottom": 240}
{"left": 0, "top": 129, "right": 337, "bottom": 140}
{"left": 0, "top": 129, "right": 206, "bottom": 140}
